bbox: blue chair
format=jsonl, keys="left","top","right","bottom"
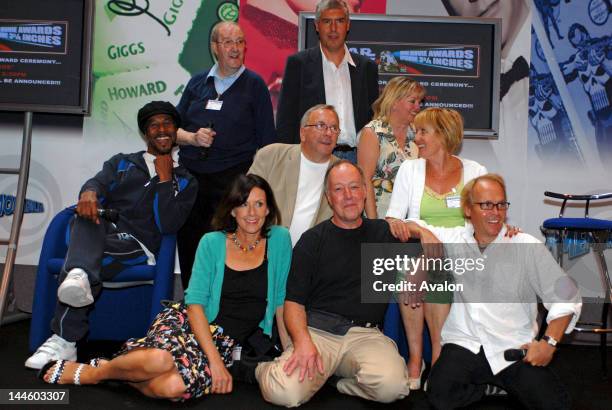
{"left": 29, "top": 207, "right": 176, "bottom": 352}
{"left": 542, "top": 191, "right": 612, "bottom": 378}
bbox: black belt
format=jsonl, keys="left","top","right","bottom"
{"left": 334, "top": 144, "right": 356, "bottom": 152}
{"left": 307, "top": 309, "right": 379, "bottom": 336}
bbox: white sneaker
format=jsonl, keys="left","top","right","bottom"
{"left": 57, "top": 268, "right": 94, "bottom": 307}
{"left": 25, "top": 334, "right": 76, "bottom": 370}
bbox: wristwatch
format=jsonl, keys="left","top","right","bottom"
{"left": 541, "top": 335, "right": 558, "bottom": 347}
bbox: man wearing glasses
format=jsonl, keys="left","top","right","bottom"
{"left": 249, "top": 104, "right": 340, "bottom": 245}
{"left": 275, "top": 0, "right": 378, "bottom": 163}
{"left": 175, "top": 21, "right": 276, "bottom": 288}
{"left": 392, "top": 173, "right": 581, "bottom": 410}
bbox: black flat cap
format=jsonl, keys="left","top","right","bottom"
{"left": 137, "top": 101, "right": 181, "bottom": 134}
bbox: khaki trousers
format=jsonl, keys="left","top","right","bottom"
{"left": 256, "top": 326, "right": 410, "bottom": 407}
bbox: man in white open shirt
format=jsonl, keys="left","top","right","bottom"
{"left": 249, "top": 104, "right": 340, "bottom": 245}
{"left": 392, "top": 173, "right": 581, "bottom": 410}
{"left": 275, "top": 0, "right": 379, "bottom": 163}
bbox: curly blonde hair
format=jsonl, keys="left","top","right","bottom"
{"left": 372, "top": 77, "right": 425, "bottom": 123}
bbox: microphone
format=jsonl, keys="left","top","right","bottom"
{"left": 97, "top": 208, "right": 119, "bottom": 223}
{"left": 504, "top": 348, "right": 527, "bottom": 361}
{"left": 201, "top": 121, "right": 214, "bottom": 159}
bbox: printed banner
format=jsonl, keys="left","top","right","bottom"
{"left": 529, "top": 0, "right": 611, "bottom": 171}
{"left": 374, "top": 43, "right": 480, "bottom": 77}
{"left": 85, "top": 0, "right": 238, "bottom": 145}
{"left": 0, "top": 20, "right": 67, "bottom": 54}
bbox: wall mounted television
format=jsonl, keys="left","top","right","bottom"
{"left": 0, "top": 0, "right": 93, "bottom": 114}
{"left": 299, "top": 13, "right": 502, "bottom": 138}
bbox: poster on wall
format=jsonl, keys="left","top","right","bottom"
{"left": 83, "top": 0, "right": 238, "bottom": 154}
{"left": 83, "top": 0, "right": 238, "bottom": 174}
{"left": 528, "top": 32, "right": 585, "bottom": 167}
{"left": 529, "top": 0, "right": 611, "bottom": 171}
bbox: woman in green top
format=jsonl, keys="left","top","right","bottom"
{"left": 40, "top": 174, "right": 292, "bottom": 401}
{"left": 386, "top": 108, "right": 487, "bottom": 389}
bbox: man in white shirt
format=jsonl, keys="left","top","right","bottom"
{"left": 249, "top": 104, "right": 340, "bottom": 245}
{"left": 275, "top": 0, "right": 379, "bottom": 163}
{"left": 391, "top": 173, "right": 581, "bottom": 410}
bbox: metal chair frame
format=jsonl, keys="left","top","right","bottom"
{"left": 543, "top": 191, "right": 612, "bottom": 379}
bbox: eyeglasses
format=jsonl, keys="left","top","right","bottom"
{"left": 474, "top": 201, "right": 511, "bottom": 211}
{"left": 303, "top": 122, "right": 341, "bottom": 135}
{"left": 216, "top": 38, "right": 245, "bottom": 48}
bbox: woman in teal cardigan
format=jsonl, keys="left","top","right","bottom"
{"left": 40, "top": 174, "right": 292, "bottom": 402}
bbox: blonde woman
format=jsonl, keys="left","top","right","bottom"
{"left": 386, "top": 107, "right": 487, "bottom": 390}
{"left": 358, "top": 77, "right": 426, "bottom": 218}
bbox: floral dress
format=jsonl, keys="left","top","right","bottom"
{"left": 364, "top": 119, "right": 418, "bottom": 218}
{"left": 115, "top": 301, "right": 235, "bottom": 401}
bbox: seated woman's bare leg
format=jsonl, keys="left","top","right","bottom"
{"left": 95, "top": 348, "right": 176, "bottom": 381}
{"left": 424, "top": 303, "right": 451, "bottom": 365}
{"left": 399, "top": 303, "right": 424, "bottom": 378}
{"left": 41, "top": 348, "right": 177, "bottom": 386}
{"left": 128, "top": 369, "right": 187, "bottom": 400}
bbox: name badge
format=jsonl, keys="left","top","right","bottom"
{"left": 205, "top": 100, "right": 223, "bottom": 110}
{"left": 446, "top": 195, "right": 461, "bottom": 208}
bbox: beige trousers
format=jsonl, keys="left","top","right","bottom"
{"left": 255, "top": 326, "right": 410, "bottom": 407}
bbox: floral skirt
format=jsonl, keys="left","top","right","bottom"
{"left": 115, "top": 301, "right": 235, "bottom": 401}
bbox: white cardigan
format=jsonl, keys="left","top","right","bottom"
{"left": 385, "top": 157, "right": 487, "bottom": 220}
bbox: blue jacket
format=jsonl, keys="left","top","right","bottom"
{"left": 185, "top": 226, "right": 291, "bottom": 336}
{"left": 177, "top": 68, "right": 277, "bottom": 174}
{"left": 81, "top": 151, "right": 197, "bottom": 254}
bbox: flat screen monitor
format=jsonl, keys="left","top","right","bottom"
{"left": 299, "top": 13, "right": 501, "bottom": 137}
{"left": 0, "top": 0, "right": 93, "bottom": 114}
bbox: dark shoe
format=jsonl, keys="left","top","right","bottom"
{"left": 230, "top": 356, "right": 259, "bottom": 384}
{"left": 484, "top": 384, "right": 508, "bottom": 396}
{"left": 325, "top": 375, "right": 342, "bottom": 389}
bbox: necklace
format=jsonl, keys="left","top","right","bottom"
{"left": 231, "top": 232, "right": 261, "bottom": 252}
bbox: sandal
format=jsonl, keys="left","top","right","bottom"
{"left": 38, "top": 360, "right": 85, "bottom": 385}
{"left": 88, "top": 357, "right": 109, "bottom": 368}
{"left": 408, "top": 360, "right": 426, "bottom": 390}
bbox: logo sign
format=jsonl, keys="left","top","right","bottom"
{"left": 106, "top": 0, "right": 190, "bottom": 37}
{"left": 218, "top": 2, "right": 238, "bottom": 22}
{"left": 0, "top": 194, "right": 44, "bottom": 217}
{"left": 0, "top": 20, "right": 68, "bottom": 54}
{"left": 588, "top": 0, "right": 610, "bottom": 25}
{"left": 350, "top": 41, "right": 480, "bottom": 79}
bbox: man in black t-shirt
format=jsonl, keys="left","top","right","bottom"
{"left": 256, "top": 161, "right": 413, "bottom": 406}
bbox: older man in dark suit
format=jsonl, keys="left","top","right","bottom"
{"left": 275, "top": 0, "right": 379, "bottom": 163}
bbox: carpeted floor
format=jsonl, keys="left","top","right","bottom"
{"left": 1, "top": 320, "right": 610, "bottom": 409}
